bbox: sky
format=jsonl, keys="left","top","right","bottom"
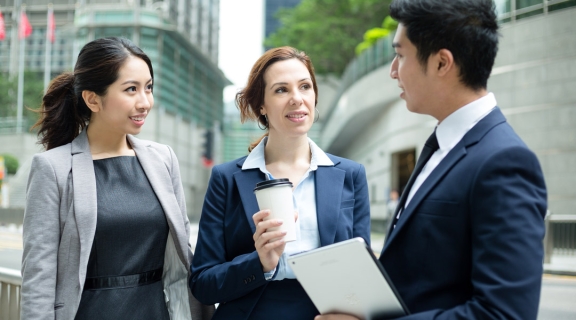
{"left": 218, "top": 0, "right": 264, "bottom": 103}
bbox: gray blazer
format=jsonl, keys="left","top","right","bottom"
{"left": 21, "top": 130, "right": 214, "bottom": 320}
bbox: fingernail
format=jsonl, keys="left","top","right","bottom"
{"left": 276, "top": 219, "right": 283, "bottom": 224}
{"left": 281, "top": 231, "right": 287, "bottom": 235}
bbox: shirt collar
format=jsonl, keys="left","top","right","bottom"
{"left": 242, "top": 136, "right": 333, "bottom": 171}
{"left": 436, "top": 92, "right": 497, "bottom": 151}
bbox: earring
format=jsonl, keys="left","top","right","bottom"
{"left": 257, "top": 114, "right": 268, "bottom": 130}
{"left": 314, "top": 107, "right": 320, "bottom": 123}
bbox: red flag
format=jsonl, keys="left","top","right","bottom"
{"left": 19, "top": 11, "right": 33, "bottom": 39}
{"left": 0, "top": 11, "right": 6, "bottom": 41}
{"left": 47, "top": 8, "right": 55, "bottom": 43}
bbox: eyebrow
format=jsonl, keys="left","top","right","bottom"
{"left": 392, "top": 42, "right": 401, "bottom": 48}
{"left": 270, "top": 78, "right": 311, "bottom": 88}
{"left": 121, "top": 78, "right": 153, "bottom": 85}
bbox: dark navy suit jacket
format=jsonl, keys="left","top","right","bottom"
{"left": 190, "top": 154, "right": 371, "bottom": 319}
{"left": 379, "top": 108, "right": 547, "bottom": 319}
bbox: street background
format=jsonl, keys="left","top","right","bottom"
{"left": 1, "top": 0, "right": 575, "bottom": 318}
{"left": 2, "top": 224, "right": 576, "bottom": 320}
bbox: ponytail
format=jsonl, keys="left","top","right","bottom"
{"left": 33, "top": 73, "right": 91, "bottom": 150}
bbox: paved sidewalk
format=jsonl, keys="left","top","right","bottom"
{"left": 544, "top": 256, "right": 576, "bottom": 276}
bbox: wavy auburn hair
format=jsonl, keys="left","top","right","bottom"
{"left": 235, "top": 46, "right": 318, "bottom": 151}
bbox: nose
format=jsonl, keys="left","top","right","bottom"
{"left": 290, "top": 90, "right": 303, "bottom": 106}
{"left": 390, "top": 56, "right": 399, "bottom": 79}
{"left": 137, "top": 90, "right": 153, "bottom": 111}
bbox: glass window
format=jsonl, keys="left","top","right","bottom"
{"left": 494, "top": 0, "right": 511, "bottom": 15}
{"left": 516, "top": 0, "right": 541, "bottom": 10}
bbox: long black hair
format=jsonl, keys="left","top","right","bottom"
{"left": 34, "top": 37, "right": 153, "bottom": 150}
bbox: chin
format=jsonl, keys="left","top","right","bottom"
{"left": 127, "top": 128, "right": 143, "bottom": 136}
{"left": 405, "top": 102, "right": 423, "bottom": 114}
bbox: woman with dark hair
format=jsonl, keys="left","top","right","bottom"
{"left": 190, "top": 46, "right": 371, "bottom": 319}
{"left": 21, "top": 37, "right": 213, "bottom": 320}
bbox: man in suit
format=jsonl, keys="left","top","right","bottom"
{"left": 316, "top": 0, "right": 547, "bottom": 319}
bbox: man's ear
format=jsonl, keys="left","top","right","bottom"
{"left": 82, "top": 90, "right": 101, "bottom": 113}
{"left": 434, "top": 49, "right": 455, "bottom": 77}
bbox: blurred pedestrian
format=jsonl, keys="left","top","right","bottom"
{"left": 190, "top": 46, "right": 371, "bottom": 320}
{"left": 21, "top": 37, "right": 213, "bottom": 320}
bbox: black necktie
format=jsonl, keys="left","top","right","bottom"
{"left": 390, "top": 130, "right": 439, "bottom": 231}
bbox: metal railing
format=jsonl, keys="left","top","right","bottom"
{"left": 496, "top": 0, "right": 576, "bottom": 22}
{"left": 0, "top": 267, "right": 21, "bottom": 320}
{"left": 321, "top": 35, "right": 396, "bottom": 129}
{"left": 0, "top": 117, "right": 34, "bottom": 135}
{"left": 544, "top": 214, "right": 576, "bottom": 264}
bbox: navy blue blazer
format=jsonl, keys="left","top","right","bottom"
{"left": 379, "top": 108, "right": 547, "bottom": 319}
{"left": 190, "top": 154, "right": 371, "bottom": 319}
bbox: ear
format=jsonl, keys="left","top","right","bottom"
{"left": 82, "top": 90, "right": 102, "bottom": 113}
{"left": 260, "top": 107, "right": 267, "bottom": 116}
{"left": 434, "top": 49, "right": 455, "bottom": 77}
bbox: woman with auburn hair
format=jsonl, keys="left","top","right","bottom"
{"left": 21, "top": 37, "right": 213, "bottom": 320}
{"left": 190, "top": 46, "right": 371, "bottom": 319}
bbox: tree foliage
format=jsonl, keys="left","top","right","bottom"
{"left": 355, "top": 15, "right": 398, "bottom": 55}
{"left": 264, "top": 0, "right": 392, "bottom": 76}
{"left": 1, "top": 154, "right": 19, "bottom": 174}
{"left": 0, "top": 71, "right": 44, "bottom": 123}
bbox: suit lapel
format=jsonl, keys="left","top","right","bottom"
{"left": 315, "top": 165, "right": 345, "bottom": 246}
{"left": 70, "top": 130, "right": 98, "bottom": 284}
{"left": 384, "top": 148, "right": 467, "bottom": 248}
{"left": 129, "top": 136, "right": 188, "bottom": 262}
{"left": 383, "top": 108, "right": 507, "bottom": 250}
{"left": 233, "top": 164, "right": 266, "bottom": 233}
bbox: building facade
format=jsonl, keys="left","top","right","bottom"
{"left": 0, "top": 0, "right": 228, "bottom": 219}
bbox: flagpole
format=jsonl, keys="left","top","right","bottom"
{"left": 44, "top": 4, "right": 53, "bottom": 93}
{"left": 16, "top": 5, "right": 26, "bottom": 134}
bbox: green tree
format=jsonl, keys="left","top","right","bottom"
{"left": 0, "top": 71, "right": 44, "bottom": 126}
{"left": 1, "top": 154, "right": 19, "bottom": 174}
{"left": 355, "top": 16, "right": 398, "bottom": 55}
{"left": 264, "top": 0, "right": 392, "bottom": 76}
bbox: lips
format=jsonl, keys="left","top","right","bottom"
{"left": 286, "top": 113, "right": 307, "bottom": 119}
{"left": 285, "top": 111, "right": 308, "bottom": 123}
{"left": 129, "top": 114, "right": 146, "bottom": 121}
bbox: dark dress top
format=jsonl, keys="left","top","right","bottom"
{"left": 75, "top": 156, "right": 170, "bottom": 320}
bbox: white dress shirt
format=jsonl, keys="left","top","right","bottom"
{"left": 242, "top": 136, "right": 334, "bottom": 280}
{"left": 402, "top": 93, "right": 497, "bottom": 211}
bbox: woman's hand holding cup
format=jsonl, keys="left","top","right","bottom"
{"left": 252, "top": 209, "right": 287, "bottom": 272}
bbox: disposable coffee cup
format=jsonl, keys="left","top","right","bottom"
{"left": 254, "top": 178, "right": 297, "bottom": 242}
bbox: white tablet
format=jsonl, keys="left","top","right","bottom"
{"left": 287, "top": 237, "right": 409, "bottom": 320}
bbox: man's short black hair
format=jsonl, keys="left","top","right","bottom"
{"left": 390, "top": 0, "right": 499, "bottom": 91}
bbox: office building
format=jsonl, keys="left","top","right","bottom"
{"left": 0, "top": 0, "right": 229, "bottom": 218}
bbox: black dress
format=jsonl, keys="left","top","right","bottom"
{"left": 75, "top": 156, "right": 170, "bottom": 320}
